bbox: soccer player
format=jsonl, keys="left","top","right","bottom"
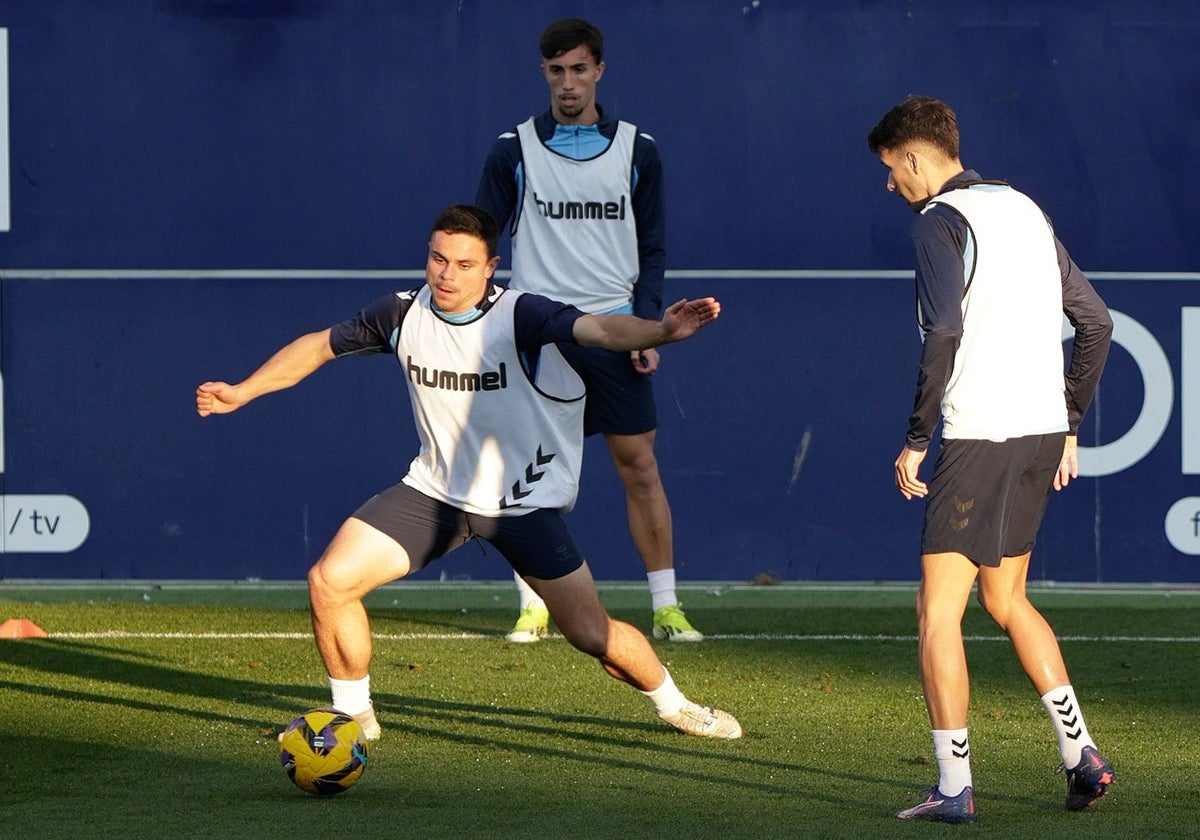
{"left": 476, "top": 18, "right": 703, "bottom": 643}
{"left": 195, "top": 205, "right": 740, "bottom": 742}
{"left": 867, "top": 96, "right": 1116, "bottom": 822}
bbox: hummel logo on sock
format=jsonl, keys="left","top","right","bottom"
{"left": 1052, "top": 694, "right": 1083, "bottom": 739}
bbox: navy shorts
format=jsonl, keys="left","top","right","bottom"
{"left": 557, "top": 342, "right": 656, "bottom": 436}
{"left": 921, "top": 432, "right": 1066, "bottom": 567}
{"left": 351, "top": 482, "right": 585, "bottom": 580}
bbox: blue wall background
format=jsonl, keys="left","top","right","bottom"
{"left": 1, "top": 1, "right": 1197, "bottom": 582}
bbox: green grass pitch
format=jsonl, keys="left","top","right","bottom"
{"left": 0, "top": 582, "right": 1196, "bottom": 839}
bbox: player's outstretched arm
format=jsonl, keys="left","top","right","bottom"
{"left": 196, "top": 329, "right": 335, "bottom": 417}
{"left": 572, "top": 297, "right": 720, "bottom": 352}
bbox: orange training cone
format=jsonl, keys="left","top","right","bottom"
{"left": 0, "top": 619, "right": 49, "bottom": 639}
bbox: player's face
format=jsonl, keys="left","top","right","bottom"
{"left": 541, "top": 45, "right": 604, "bottom": 125}
{"left": 425, "top": 231, "right": 500, "bottom": 314}
{"left": 879, "top": 147, "right": 928, "bottom": 207}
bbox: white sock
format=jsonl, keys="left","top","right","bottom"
{"left": 641, "top": 667, "right": 686, "bottom": 717}
{"left": 931, "top": 728, "right": 972, "bottom": 796}
{"left": 513, "top": 570, "right": 545, "bottom": 611}
{"left": 329, "top": 675, "right": 372, "bottom": 716}
{"left": 1041, "top": 685, "right": 1095, "bottom": 768}
{"left": 646, "top": 568, "right": 678, "bottom": 613}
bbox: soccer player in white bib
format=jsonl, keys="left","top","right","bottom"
{"left": 195, "top": 205, "right": 740, "bottom": 743}
{"left": 476, "top": 18, "right": 704, "bottom": 644}
{"left": 868, "top": 96, "right": 1115, "bottom": 822}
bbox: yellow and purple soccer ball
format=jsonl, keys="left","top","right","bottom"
{"left": 279, "top": 708, "right": 368, "bottom": 795}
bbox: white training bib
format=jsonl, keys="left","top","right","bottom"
{"left": 926, "top": 184, "right": 1068, "bottom": 441}
{"left": 398, "top": 287, "right": 586, "bottom": 515}
{"left": 511, "top": 118, "right": 640, "bottom": 314}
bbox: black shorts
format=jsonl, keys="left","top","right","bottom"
{"left": 557, "top": 342, "right": 656, "bottom": 436}
{"left": 921, "top": 432, "right": 1066, "bottom": 567}
{"left": 351, "top": 482, "right": 585, "bottom": 580}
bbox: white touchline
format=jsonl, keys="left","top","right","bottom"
{"left": 43, "top": 631, "right": 1200, "bottom": 643}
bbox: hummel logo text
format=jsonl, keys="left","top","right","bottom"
{"left": 534, "top": 191, "right": 626, "bottom": 221}
{"left": 407, "top": 357, "right": 507, "bottom": 392}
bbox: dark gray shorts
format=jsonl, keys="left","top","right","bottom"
{"left": 921, "top": 432, "right": 1066, "bottom": 567}
{"left": 351, "top": 481, "right": 585, "bottom": 580}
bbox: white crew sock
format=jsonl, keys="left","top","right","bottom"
{"left": 931, "top": 728, "right": 973, "bottom": 796}
{"left": 329, "top": 675, "right": 372, "bottom": 716}
{"left": 646, "top": 568, "right": 678, "bottom": 613}
{"left": 1041, "top": 685, "right": 1095, "bottom": 769}
{"left": 513, "top": 570, "right": 545, "bottom": 611}
{"left": 640, "top": 667, "right": 686, "bottom": 717}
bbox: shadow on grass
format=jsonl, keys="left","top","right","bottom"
{"left": 0, "top": 620, "right": 1184, "bottom": 823}
{"left": 0, "top": 636, "right": 923, "bottom": 813}
{"left": 371, "top": 691, "right": 927, "bottom": 808}
{"left": 0, "top": 637, "right": 326, "bottom": 729}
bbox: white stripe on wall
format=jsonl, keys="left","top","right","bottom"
{"left": 0, "top": 270, "right": 1197, "bottom": 281}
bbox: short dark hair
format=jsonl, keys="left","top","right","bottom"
{"left": 540, "top": 17, "right": 604, "bottom": 62}
{"left": 430, "top": 205, "right": 499, "bottom": 259}
{"left": 867, "top": 95, "right": 960, "bottom": 161}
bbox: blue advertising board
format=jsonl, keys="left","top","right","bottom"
{"left": 0, "top": 3, "right": 1196, "bottom": 582}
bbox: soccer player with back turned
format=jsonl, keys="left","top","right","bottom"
{"left": 867, "top": 96, "right": 1116, "bottom": 823}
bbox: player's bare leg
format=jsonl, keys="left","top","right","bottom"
{"left": 976, "top": 550, "right": 1112, "bottom": 804}
{"left": 531, "top": 563, "right": 663, "bottom": 688}
{"left": 605, "top": 431, "right": 673, "bottom": 573}
{"left": 305, "top": 518, "right": 411, "bottom": 739}
{"left": 308, "top": 518, "right": 411, "bottom": 678}
{"left": 530, "top": 563, "right": 740, "bottom": 738}
{"left": 606, "top": 431, "right": 702, "bottom": 641}
{"left": 916, "top": 552, "right": 979, "bottom": 729}
{"left": 976, "top": 551, "right": 1070, "bottom": 693}
{"left": 897, "top": 552, "right": 981, "bottom": 820}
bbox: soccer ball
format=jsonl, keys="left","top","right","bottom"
{"left": 279, "top": 708, "right": 368, "bottom": 795}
